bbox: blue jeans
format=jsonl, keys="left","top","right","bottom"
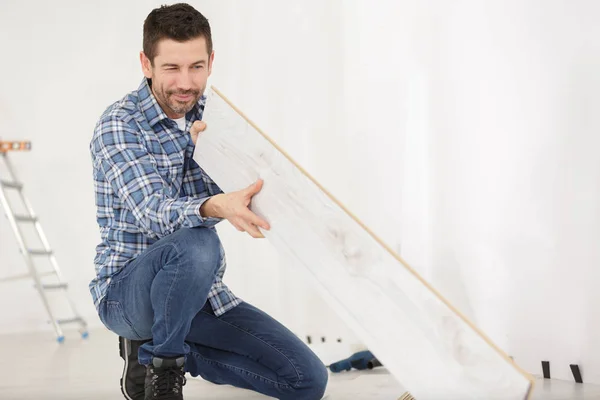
{"left": 98, "top": 227, "right": 328, "bottom": 400}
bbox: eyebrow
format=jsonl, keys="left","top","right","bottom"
{"left": 161, "top": 60, "right": 206, "bottom": 68}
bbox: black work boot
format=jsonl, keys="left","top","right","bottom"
{"left": 119, "top": 336, "right": 150, "bottom": 400}
{"left": 145, "top": 356, "right": 186, "bottom": 400}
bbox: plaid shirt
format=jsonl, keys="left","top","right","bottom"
{"left": 89, "top": 78, "right": 241, "bottom": 316}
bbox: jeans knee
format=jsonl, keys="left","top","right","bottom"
{"left": 303, "top": 362, "right": 328, "bottom": 400}
{"left": 175, "top": 227, "right": 221, "bottom": 273}
{"left": 283, "top": 359, "right": 328, "bottom": 400}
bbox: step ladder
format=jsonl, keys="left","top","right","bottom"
{"left": 0, "top": 140, "right": 88, "bottom": 342}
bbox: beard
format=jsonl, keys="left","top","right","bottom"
{"left": 152, "top": 80, "right": 203, "bottom": 116}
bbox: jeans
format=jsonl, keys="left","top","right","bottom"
{"left": 98, "top": 227, "right": 328, "bottom": 400}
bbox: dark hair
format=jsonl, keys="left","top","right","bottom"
{"left": 143, "top": 3, "right": 212, "bottom": 65}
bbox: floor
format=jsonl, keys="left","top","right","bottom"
{"left": 1, "top": 328, "right": 599, "bottom": 400}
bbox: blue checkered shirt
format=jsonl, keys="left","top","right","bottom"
{"left": 89, "top": 78, "right": 241, "bottom": 316}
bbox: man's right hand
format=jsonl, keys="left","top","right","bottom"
{"left": 200, "top": 180, "right": 270, "bottom": 238}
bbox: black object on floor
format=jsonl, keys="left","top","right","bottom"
{"left": 570, "top": 364, "right": 583, "bottom": 383}
{"left": 329, "top": 350, "right": 383, "bottom": 373}
{"left": 542, "top": 361, "right": 551, "bottom": 379}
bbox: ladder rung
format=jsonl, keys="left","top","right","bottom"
{"left": 0, "top": 155, "right": 89, "bottom": 337}
{"left": 28, "top": 249, "right": 53, "bottom": 256}
{"left": 0, "top": 272, "right": 31, "bottom": 282}
{"left": 0, "top": 271, "right": 55, "bottom": 283}
{"left": 41, "top": 283, "right": 68, "bottom": 290}
{"left": 14, "top": 214, "right": 37, "bottom": 222}
{"left": 57, "top": 317, "right": 82, "bottom": 325}
{"left": 0, "top": 180, "right": 22, "bottom": 189}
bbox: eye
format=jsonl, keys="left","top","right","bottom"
{"left": 194, "top": 65, "right": 204, "bottom": 69}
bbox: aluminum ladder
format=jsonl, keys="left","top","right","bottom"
{"left": 0, "top": 140, "right": 88, "bottom": 342}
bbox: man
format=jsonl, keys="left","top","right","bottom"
{"left": 89, "top": 3, "right": 328, "bottom": 400}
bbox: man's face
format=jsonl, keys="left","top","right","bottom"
{"left": 141, "top": 36, "right": 213, "bottom": 119}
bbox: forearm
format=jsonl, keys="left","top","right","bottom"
{"left": 132, "top": 194, "right": 221, "bottom": 238}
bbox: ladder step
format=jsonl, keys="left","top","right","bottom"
{"left": 57, "top": 317, "right": 83, "bottom": 325}
{"left": 0, "top": 271, "right": 55, "bottom": 283}
{"left": 0, "top": 154, "right": 89, "bottom": 338}
{"left": 28, "top": 249, "right": 53, "bottom": 256}
{"left": 14, "top": 214, "right": 37, "bottom": 222}
{"left": 41, "top": 283, "right": 68, "bottom": 290}
{"left": 0, "top": 180, "right": 23, "bottom": 189}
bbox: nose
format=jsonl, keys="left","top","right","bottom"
{"left": 175, "top": 70, "right": 192, "bottom": 91}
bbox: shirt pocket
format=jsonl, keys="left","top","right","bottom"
{"left": 156, "top": 154, "right": 184, "bottom": 196}
{"left": 143, "top": 133, "right": 185, "bottom": 196}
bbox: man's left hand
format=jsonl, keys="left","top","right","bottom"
{"left": 190, "top": 120, "right": 207, "bottom": 145}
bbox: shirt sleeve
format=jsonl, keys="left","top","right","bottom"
{"left": 91, "top": 116, "right": 222, "bottom": 239}
{"left": 182, "top": 152, "right": 224, "bottom": 198}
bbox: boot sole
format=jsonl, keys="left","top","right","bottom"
{"left": 119, "top": 337, "right": 139, "bottom": 400}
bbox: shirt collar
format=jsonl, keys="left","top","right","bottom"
{"left": 137, "top": 78, "right": 206, "bottom": 128}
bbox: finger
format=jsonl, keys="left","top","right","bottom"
{"left": 238, "top": 220, "right": 264, "bottom": 238}
{"left": 246, "top": 224, "right": 265, "bottom": 239}
{"left": 244, "top": 209, "right": 270, "bottom": 230}
{"left": 244, "top": 179, "right": 263, "bottom": 196}
{"left": 190, "top": 120, "right": 207, "bottom": 134}
{"left": 230, "top": 219, "right": 245, "bottom": 232}
{"left": 237, "top": 208, "right": 268, "bottom": 230}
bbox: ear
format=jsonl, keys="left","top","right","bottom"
{"left": 140, "top": 51, "right": 153, "bottom": 79}
{"left": 208, "top": 50, "right": 215, "bottom": 77}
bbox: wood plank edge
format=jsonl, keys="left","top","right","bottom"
{"left": 208, "top": 85, "right": 536, "bottom": 389}
{"left": 524, "top": 379, "right": 535, "bottom": 400}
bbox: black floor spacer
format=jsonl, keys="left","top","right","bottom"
{"left": 542, "top": 361, "right": 551, "bottom": 379}
{"left": 570, "top": 364, "right": 583, "bottom": 383}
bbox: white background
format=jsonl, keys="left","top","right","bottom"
{"left": 1, "top": 0, "right": 600, "bottom": 384}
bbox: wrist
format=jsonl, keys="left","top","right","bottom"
{"left": 200, "top": 194, "right": 224, "bottom": 218}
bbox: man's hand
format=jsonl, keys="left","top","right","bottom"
{"left": 190, "top": 120, "right": 206, "bottom": 145}
{"left": 200, "top": 180, "right": 271, "bottom": 238}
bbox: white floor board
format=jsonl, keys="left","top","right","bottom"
{"left": 194, "top": 87, "right": 532, "bottom": 399}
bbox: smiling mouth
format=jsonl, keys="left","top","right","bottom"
{"left": 173, "top": 94, "right": 193, "bottom": 101}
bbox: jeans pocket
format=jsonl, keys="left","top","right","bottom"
{"left": 99, "top": 300, "right": 143, "bottom": 340}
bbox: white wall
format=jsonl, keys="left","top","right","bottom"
{"left": 1, "top": 0, "right": 600, "bottom": 385}
{"left": 421, "top": 0, "right": 600, "bottom": 383}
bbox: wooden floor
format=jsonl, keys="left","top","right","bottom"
{"left": 1, "top": 328, "right": 599, "bottom": 400}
